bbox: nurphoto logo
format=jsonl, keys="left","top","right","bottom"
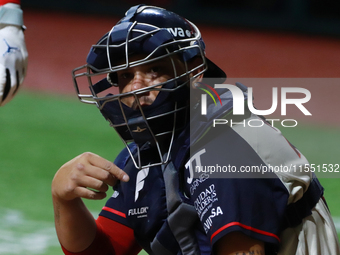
{"left": 199, "top": 83, "right": 312, "bottom": 128}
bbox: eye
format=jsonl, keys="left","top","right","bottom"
{"left": 150, "top": 66, "right": 161, "bottom": 73}
{"left": 120, "top": 72, "right": 132, "bottom": 79}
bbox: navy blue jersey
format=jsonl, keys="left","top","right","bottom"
{"left": 99, "top": 89, "right": 323, "bottom": 254}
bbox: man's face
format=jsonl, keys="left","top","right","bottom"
{"left": 115, "top": 54, "right": 187, "bottom": 109}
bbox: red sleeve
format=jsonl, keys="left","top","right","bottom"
{"left": 61, "top": 216, "right": 142, "bottom": 255}
{"left": 0, "top": 0, "right": 20, "bottom": 5}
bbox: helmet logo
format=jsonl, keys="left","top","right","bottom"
{"left": 132, "top": 126, "right": 147, "bottom": 133}
{"left": 167, "top": 27, "right": 191, "bottom": 38}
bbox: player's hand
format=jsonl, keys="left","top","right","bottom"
{"left": 0, "top": 4, "right": 28, "bottom": 106}
{"left": 51, "top": 152, "right": 130, "bottom": 201}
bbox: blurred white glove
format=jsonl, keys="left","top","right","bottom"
{"left": 0, "top": 3, "right": 28, "bottom": 106}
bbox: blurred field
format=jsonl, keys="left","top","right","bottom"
{"left": 0, "top": 91, "right": 339, "bottom": 254}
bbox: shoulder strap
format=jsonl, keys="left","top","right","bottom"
{"left": 150, "top": 159, "right": 201, "bottom": 255}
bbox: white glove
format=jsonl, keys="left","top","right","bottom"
{"left": 0, "top": 3, "right": 28, "bottom": 106}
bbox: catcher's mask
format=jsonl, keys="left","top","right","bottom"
{"left": 72, "top": 4, "right": 226, "bottom": 169}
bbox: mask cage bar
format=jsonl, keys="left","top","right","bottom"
{"left": 88, "top": 19, "right": 205, "bottom": 73}
{"left": 107, "top": 49, "right": 182, "bottom": 169}
{"left": 72, "top": 51, "right": 205, "bottom": 106}
{"left": 115, "top": 97, "right": 180, "bottom": 169}
{"left": 72, "top": 18, "right": 206, "bottom": 105}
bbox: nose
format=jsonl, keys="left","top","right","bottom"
{"left": 131, "top": 71, "right": 148, "bottom": 91}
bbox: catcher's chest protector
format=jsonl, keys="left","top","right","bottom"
{"left": 149, "top": 159, "right": 201, "bottom": 255}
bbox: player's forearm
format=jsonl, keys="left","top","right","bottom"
{"left": 53, "top": 196, "right": 97, "bottom": 253}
